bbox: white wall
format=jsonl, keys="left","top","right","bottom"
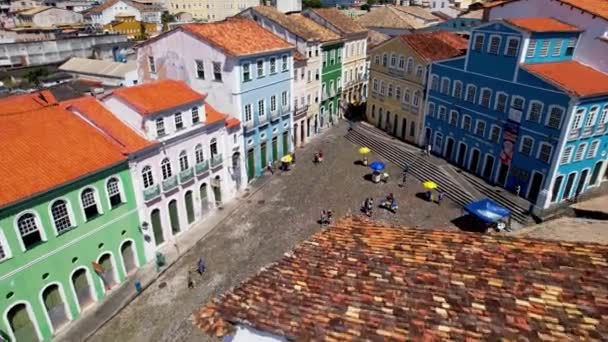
{"left": 91, "top": 0, "right": 142, "bottom": 25}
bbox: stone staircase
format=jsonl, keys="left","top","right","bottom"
{"left": 347, "top": 124, "right": 534, "bottom": 225}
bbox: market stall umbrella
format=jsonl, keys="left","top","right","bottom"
{"left": 358, "top": 147, "right": 371, "bottom": 155}
{"left": 281, "top": 155, "right": 293, "bottom": 163}
{"left": 369, "top": 161, "right": 385, "bottom": 172}
{"left": 423, "top": 181, "right": 438, "bottom": 189}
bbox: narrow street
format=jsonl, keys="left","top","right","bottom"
{"left": 88, "top": 123, "right": 462, "bottom": 342}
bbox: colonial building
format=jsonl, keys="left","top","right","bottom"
{"left": 86, "top": 0, "right": 162, "bottom": 26}
{"left": 356, "top": 5, "right": 441, "bottom": 37}
{"left": 102, "top": 14, "right": 159, "bottom": 39}
{"left": 367, "top": 31, "right": 466, "bottom": 145}
{"left": 167, "top": 0, "right": 259, "bottom": 22}
{"left": 15, "top": 6, "right": 83, "bottom": 27}
{"left": 0, "top": 92, "right": 148, "bottom": 341}
{"left": 239, "top": 6, "right": 343, "bottom": 146}
{"left": 136, "top": 18, "right": 294, "bottom": 181}
{"left": 425, "top": 18, "right": 608, "bottom": 210}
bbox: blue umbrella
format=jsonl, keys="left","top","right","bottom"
{"left": 369, "top": 161, "right": 385, "bottom": 171}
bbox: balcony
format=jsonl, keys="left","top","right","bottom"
{"left": 568, "top": 129, "right": 580, "bottom": 141}
{"left": 582, "top": 126, "right": 594, "bottom": 137}
{"left": 322, "top": 92, "right": 329, "bottom": 101}
{"left": 270, "top": 110, "right": 280, "bottom": 121}
{"left": 162, "top": 175, "right": 178, "bottom": 192}
{"left": 294, "top": 105, "right": 309, "bottom": 120}
{"left": 211, "top": 154, "right": 223, "bottom": 168}
{"left": 179, "top": 167, "right": 194, "bottom": 183}
{"left": 281, "top": 105, "right": 290, "bottom": 116}
{"left": 243, "top": 120, "right": 254, "bottom": 129}
{"left": 143, "top": 184, "right": 161, "bottom": 201}
{"left": 258, "top": 114, "right": 268, "bottom": 125}
{"left": 195, "top": 160, "right": 210, "bottom": 175}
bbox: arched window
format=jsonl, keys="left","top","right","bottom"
{"left": 430, "top": 75, "right": 439, "bottom": 91}
{"left": 412, "top": 91, "right": 420, "bottom": 107}
{"left": 17, "top": 213, "right": 43, "bottom": 250}
{"left": 403, "top": 88, "right": 410, "bottom": 103}
{"left": 210, "top": 138, "right": 218, "bottom": 157}
{"left": 81, "top": 188, "right": 99, "bottom": 220}
{"left": 106, "top": 177, "right": 123, "bottom": 208}
{"left": 195, "top": 144, "right": 204, "bottom": 164}
{"left": 161, "top": 158, "right": 172, "bottom": 179}
{"left": 179, "top": 150, "right": 189, "bottom": 171}
{"left": 141, "top": 166, "right": 154, "bottom": 188}
{"left": 51, "top": 200, "right": 72, "bottom": 233}
{"left": 416, "top": 65, "right": 423, "bottom": 79}
{"left": 406, "top": 57, "right": 414, "bottom": 74}
{"left": 398, "top": 55, "right": 405, "bottom": 69}
{"left": 585, "top": 106, "right": 599, "bottom": 127}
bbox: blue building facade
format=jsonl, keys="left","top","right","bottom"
{"left": 237, "top": 52, "right": 294, "bottom": 181}
{"left": 424, "top": 19, "right": 608, "bottom": 210}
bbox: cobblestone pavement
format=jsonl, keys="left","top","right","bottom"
{"left": 88, "top": 123, "right": 461, "bottom": 342}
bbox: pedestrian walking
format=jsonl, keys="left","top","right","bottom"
{"left": 197, "top": 257, "right": 206, "bottom": 276}
{"left": 267, "top": 160, "right": 274, "bottom": 175}
{"left": 401, "top": 169, "right": 407, "bottom": 187}
{"left": 437, "top": 191, "right": 445, "bottom": 205}
{"left": 426, "top": 144, "right": 432, "bottom": 157}
{"left": 515, "top": 185, "right": 521, "bottom": 197}
{"left": 187, "top": 270, "right": 195, "bottom": 289}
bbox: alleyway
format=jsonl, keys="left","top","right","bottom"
{"left": 87, "top": 123, "right": 461, "bottom": 342}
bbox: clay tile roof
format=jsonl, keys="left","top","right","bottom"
{"left": 111, "top": 79, "right": 206, "bottom": 115}
{"left": 505, "top": 17, "right": 581, "bottom": 33}
{"left": 483, "top": 0, "right": 518, "bottom": 8}
{"left": 485, "top": 0, "right": 608, "bottom": 21}
{"left": 195, "top": 216, "right": 608, "bottom": 340}
{"left": 0, "top": 105, "right": 127, "bottom": 208}
{"left": 401, "top": 30, "right": 468, "bottom": 61}
{"left": 225, "top": 117, "right": 240, "bottom": 129}
{"left": 0, "top": 90, "right": 57, "bottom": 115}
{"left": 367, "top": 30, "right": 390, "bottom": 51}
{"left": 204, "top": 103, "right": 227, "bottom": 125}
{"left": 356, "top": 6, "right": 420, "bottom": 30}
{"left": 393, "top": 5, "right": 441, "bottom": 21}
{"left": 182, "top": 18, "right": 294, "bottom": 56}
{"left": 62, "top": 96, "right": 154, "bottom": 154}
{"left": 310, "top": 8, "right": 367, "bottom": 34}
{"left": 287, "top": 13, "right": 342, "bottom": 42}
{"left": 522, "top": 61, "right": 608, "bottom": 97}
{"left": 87, "top": 0, "right": 161, "bottom": 15}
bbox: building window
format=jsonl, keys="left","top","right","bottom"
{"left": 390, "top": 53, "right": 396, "bottom": 67}
{"left": 495, "top": 93, "right": 507, "bottom": 113}
{"left": 382, "top": 53, "right": 387, "bottom": 67}
{"left": 475, "top": 120, "right": 486, "bottom": 137}
{"left": 191, "top": 107, "right": 200, "bottom": 124}
{"left": 526, "top": 39, "right": 537, "bottom": 58}
{"left": 244, "top": 104, "right": 252, "bottom": 122}
{"left": 243, "top": 63, "right": 251, "bottom": 82}
{"left": 148, "top": 56, "right": 156, "bottom": 74}
{"left": 282, "top": 91, "right": 288, "bottom": 107}
{"left": 0, "top": 234, "right": 7, "bottom": 260}
{"left": 213, "top": 62, "right": 222, "bottom": 81}
{"left": 453, "top": 81, "right": 462, "bottom": 99}
{"left": 441, "top": 78, "right": 450, "bottom": 95}
{"left": 81, "top": 188, "right": 100, "bottom": 220}
{"left": 388, "top": 84, "right": 393, "bottom": 97}
{"left": 571, "top": 108, "right": 585, "bottom": 130}
{"left": 195, "top": 144, "right": 204, "bottom": 163}
{"left": 539, "top": 40, "right": 550, "bottom": 57}
{"left": 511, "top": 96, "right": 524, "bottom": 111}
{"left": 547, "top": 106, "right": 564, "bottom": 129}
{"left": 282, "top": 54, "right": 288, "bottom": 71}
{"left": 406, "top": 58, "right": 414, "bottom": 74}
{"left": 538, "top": 143, "right": 553, "bottom": 163}
{"left": 480, "top": 88, "right": 492, "bottom": 107}
{"left": 398, "top": 56, "right": 405, "bottom": 69}
{"left": 161, "top": 158, "right": 172, "bottom": 179}
{"left": 427, "top": 102, "right": 435, "bottom": 117}
{"left": 374, "top": 55, "right": 380, "bottom": 65}
{"left": 258, "top": 99, "right": 265, "bottom": 117}
{"left": 473, "top": 34, "right": 484, "bottom": 51}
{"left": 585, "top": 106, "right": 599, "bottom": 127}
{"left": 107, "top": 177, "right": 123, "bottom": 208}
{"left": 505, "top": 37, "right": 520, "bottom": 57}
{"left": 520, "top": 136, "right": 534, "bottom": 156}
{"left": 598, "top": 105, "right": 608, "bottom": 126}
{"left": 174, "top": 112, "right": 183, "bottom": 130}
{"left": 396, "top": 86, "right": 402, "bottom": 100}
{"left": 416, "top": 65, "right": 423, "bottom": 79}
{"left": 490, "top": 125, "right": 501, "bottom": 142}
{"left": 156, "top": 118, "right": 165, "bottom": 137}
{"left": 574, "top": 143, "right": 587, "bottom": 161}
{"left": 380, "top": 81, "right": 385, "bottom": 95}
{"left": 527, "top": 101, "right": 543, "bottom": 123}
{"left": 561, "top": 146, "right": 573, "bottom": 164}
{"left": 51, "top": 200, "right": 72, "bottom": 233}
{"left": 566, "top": 37, "right": 577, "bottom": 56}
{"left": 431, "top": 75, "right": 439, "bottom": 91}
{"left": 179, "top": 150, "right": 189, "bottom": 171}
{"left": 403, "top": 88, "right": 410, "bottom": 103}
{"left": 449, "top": 110, "right": 459, "bottom": 126}
{"left": 438, "top": 106, "right": 447, "bottom": 121}
{"left": 210, "top": 138, "right": 218, "bottom": 156}
{"left": 552, "top": 39, "right": 562, "bottom": 57}
{"left": 195, "top": 60, "right": 205, "bottom": 79}
{"left": 372, "top": 79, "right": 378, "bottom": 92}
{"left": 270, "top": 57, "right": 277, "bottom": 74}
{"left": 466, "top": 85, "right": 476, "bottom": 103}
{"left": 142, "top": 166, "right": 154, "bottom": 188}
{"left": 257, "top": 60, "right": 264, "bottom": 77}
{"left": 412, "top": 91, "right": 420, "bottom": 107}
{"left": 270, "top": 95, "right": 277, "bottom": 112}
{"left": 17, "top": 213, "right": 43, "bottom": 250}
{"left": 587, "top": 140, "right": 600, "bottom": 158}
{"left": 462, "top": 115, "right": 472, "bottom": 131}
{"left": 488, "top": 35, "right": 501, "bottom": 54}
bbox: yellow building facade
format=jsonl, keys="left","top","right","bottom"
{"left": 103, "top": 15, "right": 158, "bottom": 39}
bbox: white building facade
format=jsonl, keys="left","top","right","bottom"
{"left": 88, "top": 0, "right": 162, "bottom": 26}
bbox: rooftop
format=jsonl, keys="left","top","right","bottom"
{"left": 0, "top": 90, "right": 57, "bottom": 115}
{"left": 367, "top": 30, "right": 390, "bottom": 51}
{"left": 522, "top": 61, "right": 608, "bottom": 97}
{"left": 249, "top": 7, "right": 340, "bottom": 43}
{"left": 356, "top": 6, "right": 421, "bottom": 30}
{"left": 308, "top": 8, "right": 367, "bottom": 35}
{"left": 18, "top": 6, "right": 50, "bottom": 15}
{"left": 87, "top": 0, "right": 162, "bottom": 15}
{"left": 182, "top": 18, "right": 294, "bottom": 57}
{"left": 401, "top": 30, "right": 468, "bottom": 61}
{"left": 110, "top": 79, "right": 206, "bottom": 115}
{"left": 0, "top": 103, "right": 127, "bottom": 208}
{"left": 60, "top": 57, "right": 136, "bottom": 79}
{"left": 196, "top": 216, "right": 608, "bottom": 340}
{"left": 484, "top": 0, "right": 608, "bottom": 21}
{"left": 505, "top": 17, "right": 581, "bottom": 33}
{"left": 393, "top": 5, "right": 442, "bottom": 21}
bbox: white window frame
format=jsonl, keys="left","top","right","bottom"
{"left": 191, "top": 107, "right": 199, "bottom": 124}
{"left": 504, "top": 37, "right": 520, "bottom": 57}
{"left": 174, "top": 112, "right": 183, "bottom": 130}
{"left": 281, "top": 54, "right": 288, "bottom": 71}
{"left": 546, "top": 105, "right": 565, "bottom": 129}
{"left": 487, "top": 35, "right": 501, "bottom": 55}
{"left": 571, "top": 107, "right": 585, "bottom": 130}
{"left": 105, "top": 176, "right": 125, "bottom": 208}
{"left": 526, "top": 100, "right": 544, "bottom": 123}
{"left": 398, "top": 55, "right": 405, "bottom": 69}
{"left": 441, "top": 77, "right": 450, "bottom": 95}
{"left": 473, "top": 33, "right": 484, "bottom": 51}
{"left": 475, "top": 119, "right": 486, "bottom": 137}
{"left": 479, "top": 88, "right": 492, "bottom": 107}
{"left": 510, "top": 95, "right": 525, "bottom": 112}
{"left": 452, "top": 81, "right": 463, "bottom": 99}
{"left": 552, "top": 39, "right": 563, "bottom": 57}
{"left": 574, "top": 142, "right": 587, "bottom": 161}
{"left": 256, "top": 59, "right": 265, "bottom": 78}
{"left": 412, "top": 91, "right": 420, "bottom": 107}
{"left": 244, "top": 104, "right": 252, "bottom": 122}
{"left": 519, "top": 135, "right": 534, "bottom": 156}
{"left": 438, "top": 106, "right": 447, "bottom": 121}
{"left": 449, "top": 110, "right": 459, "bottom": 126}
{"left": 598, "top": 104, "right": 608, "bottom": 126}
{"left": 462, "top": 115, "right": 472, "bottom": 131}
{"left": 495, "top": 92, "right": 508, "bottom": 113}
{"left": 390, "top": 53, "right": 396, "bottom": 67}
{"left": 155, "top": 117, "right": 165, "bottom": 137}
{"left": 13, "top": 210, "right": 47, "bottom": 252}
{"left": 585, "top": 105, "right": 599, "bottom": 127}
{"left": 258, "top": 99, "right": 265, "bottom": 117}
{"left": 79, "top": 187, "right": 103, "bottom": 221}
{"left": 141, "top": 165, "right": 154, "bottom": 188}
{"left": 490, "top": 125, "right": 501, "bottom": 143}
{"left": 161, "top": 158, "right": 172, "bottom": 179}
{"left": 560, "top": 146, "right": 573, "bottom": 164}
{"left": 587, "top": 140, "right": 600, "bottom": 158}
{"left": 195, "top": 144, "right": 205, "bottom": 164}
{"left": 403, "top": 88, "right": 410, "bottom": 104}
{"left": 537, "top": 142, "right": 553, "bottom": 163}
{"left": 431, "top": 74, "right": 439, "bottom": 91}
{"left": 269, "top": 57, "right": 277, "bottom": 74}
{"left": 49, "top": 198, "right": 75, "bottom": 235}
{"left": 539, "top": 40, "right": 550, "bottom": 57}
{"left": 178, "top": 150, "right": 189, "bottom": 172}
{"left": 427, "top": 102, "right": 435, "bottom": 117}
{"left": 0, "top": 229, "right": 11, "bottom": 261}
{"left": 526, "top": 39, "right": 537, "bottom": 58}
{"left": 270, "top": 95, "right": 277, "bottom": 112}
{"left": 406, "top": 57, "right": 414, "bottom": 74}
{"left": 242, "top": 63, "right": 251, "bottom": 81}
{"left": 466, "top": 84, "right": 477, "bottom": 103}
{"left": 395, "top": 86, "right": 402, "bottom": 100}
{"left": 416, "top": 65, "right": 423, "bottom": 79}
{"left": 148, "top": 56, "right": 156, "bottom": 74}
{"left": 195, "top": 59, "right": 205, "bottom": 79}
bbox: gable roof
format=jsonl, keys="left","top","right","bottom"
{"left": 18, "top": 6, "right": 50, "bottom": 15}
{"left": 196, "top": 216, "right": 608, "bottom": 340}
{"left": 522, "top": 61, "right": 608, "bottom": 97}
{"left": 309, "top": 8, "right": 367, "bottom": 35}
{"left": 182, "top": 18, "right": 294, "bottom": 57}
{"left": 400, "top": 31, "right": 468, "bottom": 61}
{"left": 367, "top": 30, "right": 390, "bottom": 51}
{"left": 393, "top": 5, "right": 442, "bottom": 21}
{"left": 249, "top": 6, "right": 341, "bottom": 43}
{"left": 110, "top": 80, "right": 206, "bottom": 115}
{"left": 356, "top": 6, "right": 421, "bottom": 30}
{"left": 87, "top": 0, "right": 161, "bottom": 15}
{"left": 0, "top": 90, "right": 57, "bottom": 115}
{"left": 485, "top": 0, "right": 608, "bottom": 21}
{"left": 60, "top": 57, "right": 136, "bottom": 79}
{"left": 505, "top": 17, "right": 581, "bottom": 33}
{"left": 0, "top": 103, "right": 128, "bottom": 208}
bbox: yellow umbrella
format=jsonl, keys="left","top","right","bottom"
{"left": 423, "top": 181, "right": 438, "bottom": 189}
{"left": 281, "top": 154, "right": 293, "bottom": 163}
{"left": 358, "top": 147, "right": 371, "bottom": 154}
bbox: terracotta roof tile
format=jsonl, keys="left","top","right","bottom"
{"left": 225, "top": 117, "right": 240, "bottom": 129}
{"left": 367, "top": 30, "right": 390, "bottom": 51}
{"left": 0, "top": 90, "right": 57, "bottom": 115}
{"left": 250, "top": 6, "right": 340, "bottom": 43}
{"left": 523, "top": 61, "right": 608, "bottom": 97}
{"left": 204, "top": 103, "right": 227, "bottom": 125}
{"left": 87, "top": 0, "right": 161, "bottom": 15}
{"left": 62, "top": 96, "right": 154, "bottom": 154}
{"left": 310, "top": 8, "right": 367, "bottom": 34}
{"left": 485, "top": 0, "right": 608, "bottom": 21}
{"left": 111, "top": 80, "right": 206, "bottom": 115}
{"left": 393, "top": 5, "right": 441, "bottom": 21}
{"left": 0, "top": 105, "right": 127, "bottom": 208}
{"left": 182, "top": 18, "right": 294, "bottom": 56}
{"left": 401, "top": 31, "right": 467, "bottom": 61}
{"left": 195, "top": 216, "right": 608, "bottom": 340}
{"left": 505, "top": 17, "right": 581, "bottom": 33}
{"left": 356, "top": 6, "right": 420, "bottom": 30}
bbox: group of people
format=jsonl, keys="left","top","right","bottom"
{"left": 313, "top": 150, "right": 324, "bottom": 164}
{"left": 320, "top": 209, "right": 333, "bottom": 225}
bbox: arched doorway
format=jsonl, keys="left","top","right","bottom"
{"left": 98, "top": 253, "right": 116, "bottom": 290}
{"left": 562, "top": 172, "right": 576, "bottom": 201}
{"left": 184, "top": 191, "right": 195, "bottom": 224}
{"left": 445, "top": 138, "right": 455, "bottom": 161}
{"left": 212, "top": 176, "right": 222, "bottom": 205}
{"left": 551, "top": 175, "right": 564, "bottom": 203}
{"left": 72, "top": 268, "right": 93, "bottom": 311}
{"left": 575, "top": 169, "right": 589, "bottom": 198}
{"left": 7, "top": 303, "right": 39, "bottom": 341}
{"left": 232, "top": 152, "right": 242, "bottom": 189}
{"left": 42, "top": 284, "right": 70, "bottom": 332}
{"left": 527, "top": 171, "right": 544, "bottom": 203}
{"left": 168, "top": 199, "right": 180, "bottom": 235}
{"left": 121, "top": 241, "right": 137, "bottom": 275}
{"left": 150, "top": 209, "right": 164, "bottom": 246}
{"left": 590, "top": 161, "right": 603, "bottom": 186}
{"left": 469, "top": 149, "right": 480, "bottom": 174}
{"left": 200, "top": 183, "right": 209, "bottom": 215}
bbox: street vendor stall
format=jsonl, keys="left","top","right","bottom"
{"left": 369, "top": 161, "right": 386, "bottom": 183}
{"left": 463, "top": 198, "right": 511, "bottom": 231}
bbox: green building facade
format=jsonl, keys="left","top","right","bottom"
{"left": 0, "top": 162, "right": 145, "bottom": 341}
{"left": 320, "top": 42, "right": 344, "bottom": 127}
